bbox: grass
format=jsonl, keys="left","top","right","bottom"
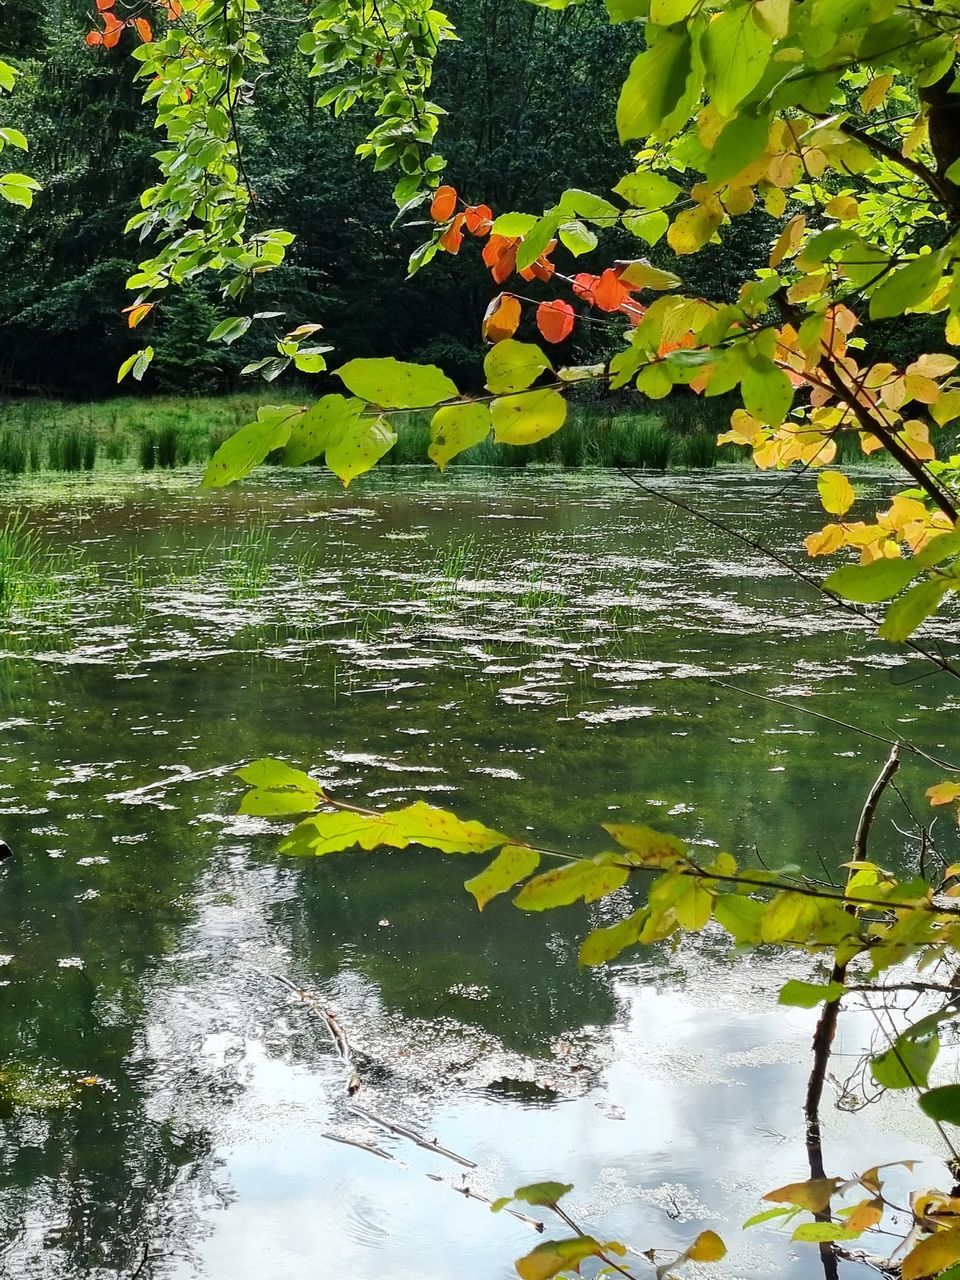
{"left": 0, "top": 390, "right": 907, "bottom": 476}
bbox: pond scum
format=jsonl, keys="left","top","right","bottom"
{"left": 0, "top": 393, "right": 761, "bottom": 475}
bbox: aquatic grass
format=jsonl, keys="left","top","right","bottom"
{"left": 671, "top": 429, "right": 719, "bottom": 469}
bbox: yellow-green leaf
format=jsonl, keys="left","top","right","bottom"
{"left": 601, "top": 823, "right": 687, "bottom": 867}
{"left": 335, "top": 357, "right": 459, "bottom": 408}
{"left": 325, "top": 415, "right": 397, "bottom": 486}
{"left": 203, "top": 406, "right": 299, "bottom": 488}
{"left": 484, "top": 340, "right": 552, "bottom": 394}
{"left": 491, "top": 388, "right": 567, "bottom": 445}
{"left": 280, "top": 802, "right": 505, "bottom": 857}
{"left": 429, "top": 403, "right": 491, "bottom": 470}
{"left": 282, "top": 395, "right": 363, "bottom": 467}
{"left": 763, "top": 1178, "right": 841, "bottom": 1213}
{"left": 514, "top": 858, "right": 628, "bottom": 911}
{"left": 464, "top": 845, "right": 541, "bottom": 910}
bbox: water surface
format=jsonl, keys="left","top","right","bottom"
{"left": 0, "top": 466, "right": 957, "bottom": 1279}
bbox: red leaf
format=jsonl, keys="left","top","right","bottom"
{"left": 536, "top": 300, "right": 575, "bottom": 344}
{"left": 592, "top": 268, "right": 631, "bottom": 312}
{"left": 439, "top": 212, "right": 466, "bottom": 255}
{"left": 620, "top": 298, "right": 647, "bottom": 327}
{"left": 464, "top": 204, "right": 493, "bottom": 236}
{"left": 85, "top": 29, "right": 104, "bottom": 46}
{"left": 482, "top": 294, "right": 521, "bottom": 343}
{"left": 133, "top": 17, "right": 153, "bottom": 41}
{"left": 430, "top": 185, "right": 458, "bottom": 223}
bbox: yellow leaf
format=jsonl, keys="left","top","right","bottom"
{"left": 687, "top": 1230, "right": 727, "bottom": 1263}
{"left": 763, "top": 184, "right": 787, "bottom": 217}
{"left": 908, "top": 353, "right": 958, "bottom": 378}
{"left": 667, "top": 205, "right": 723, "bottom": 255}
{"left": 764, "top": 1178, "right": 841, "bottom": 1213}
{"left": 927, "top": 782, "right": 960, "bottom": 807}
{"left": 817, "top": 470, "right": 855, "bottom": 516}
{"left": 902, "top": 1225, "right": 960, "bottom": 1280}
{"left": 824, "top": 195, "right": 858, "bottom": 220}
{"left": 804, "top": 523, "right": 846, "bottom": 556}
{"left": 932, "top": 389, "right": 960, "bottom": 425}
{"left": 859, "top": 73, "right": 893, "bottom": 113}
{"left": 770, "top": 214, "right": 805, "bottom": 267}
{"left": 845, "top": 1197, "right": 883, "bottom": 1233}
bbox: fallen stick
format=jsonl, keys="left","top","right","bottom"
{"left": 349, "top": 1102, "right": 477, "bottom": 1169}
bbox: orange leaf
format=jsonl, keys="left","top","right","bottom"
{"left": 166, "top": 0, "right": 184, "bottom": 17}
{"left": 482, "top": 294, "right": 521, "bottom": 343}
{"left": 572, "top": 273, "right": 599, "bottom": 304}
{"left": 103, "top": 25, "right": 124, "bottom": 47}
{"left": 482, "top": 235, "right": 519, "bottom": 285}
{"left": 536, "top": 300, "right": 574, "bottom": 344}
{"left": 464, "top": 204, "right": 493, "bottom": 236}
{"left": 430, "top": 185, "right": 458, "bottom": 223}
{"left": 593, "top": 268, "right": 631, "bottom": 312}
{"left": 528, "top": 257, "right": 555, "bottom": 283}
{"left": 134, "top": 17, "right": 153, "bottom": 41}
{"left": 439, "top": 213, "right": 466, "bottom": 255}
{"left": 123, "top": 302, "right": 155, "bottom": 329}
{"left": 103, "top": 11, "right": 122, "bottom": 30}
{"left": 85, "top": 29, "right": 104, "bottom": 46}
{"left": 96, "top": 0, "right": 115, "bottom": 9}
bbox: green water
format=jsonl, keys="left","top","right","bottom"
{"left": 0, "top": 466, "right": 956, "bottom": 1279}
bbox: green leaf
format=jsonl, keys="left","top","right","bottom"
{"left": 713, "top": 894, "right": 765, "bottom": 945}
{"left": 920, "top": 1085, "right": 960, "bottom": 1125}
{"left": 510, "top": 1182, "right": 574, "bottom": 1208}
{"left": 617, "top": 28, "right": 695, "bottom": 143}
{"left": 237, "top": 758, "right": 320, "bottom": 792}
{"left": 465, "top": 845, "right": 541, "bottom": 910}
{"left": 335, "top": 358, "right": 459, "bottom": 409}
{"left": 879, "top": 577, "right": 952, "bottom": 641}
{"left": 202, "top": 405, "right": 299, "bottom": 488}
{"left": 705, "top": 110, "right": 771, "bottom": 182}
{"left": 743, "top": 1206, "right": 798, "bottom": 1228}
{"left": 484, "top": 341, "right": 552, "bottom": 394}
{"left": 702, "top": 3, "right": 774, "bottom": 116}
{"left": 280, "top": 802, "right": 505, "bottom": 857}
{"left": 614, "top": 172, "right": 680, "bottom": 210}
{"left": 871, "top": 1031, "right": 939, "bottom": 1090}
{"left": 824, "top": 558, "right": 919, "bottom": 604}
{"left": 622, "top": 209, "right": 669, "bottom": 244}
{"left": 579, "top": 909, "right": 648, "bottom": 965}
{"left": 208, "top": 316, "right": 252, "bottom": 345}
{"left": 325, "top": 415, "right": 397, "bottom": 486}
{"left": 514, "top": 858, "right": 629, "bottom": 910}
{"left": 282, "top": 395, "right": 364, "bottom": 468}
{"left": 516, "top": 211, "right": 561, "bottom": 271}
{"left": 491, "top": 211, "right": 538, "bottom": 237}
{"left": 913, "top": 530, "right": 960, "bottom": 571}
{"left": 558, "top": 220, "right": 598, "bottom": 257}
{"left": 0, "top": 128, "right": 27, "bottom": 151}
{"left": 741, "top": 355, "right": 793, "bottom": 427}
{"left": 778, "top": 980, "right": 845, "bottom": 1008}
{"left": 491, "top": 389, "right": 567, "bottom": 445}
{"left": 556, "top": 188, "right": 619, "bottom": 227}
{"left": 429, "top": 403, "right": 491, "bottom": 470}
{"left": 869, "top": 250, "right": 946, "bottom": 321}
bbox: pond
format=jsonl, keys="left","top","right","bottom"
{"left": 0, "top": 465, "right": 957, "bottom": 1280}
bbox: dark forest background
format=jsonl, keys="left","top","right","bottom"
{"left": 0, "top": 0, "right": 915, "bottom": 400}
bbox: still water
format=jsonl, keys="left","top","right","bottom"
{"left": 0, "top": 466, "right": 958, "bottom": 1279}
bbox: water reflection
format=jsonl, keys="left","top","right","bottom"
{"left": 0, "top": 467, "right": 957, "bottom": 1277}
